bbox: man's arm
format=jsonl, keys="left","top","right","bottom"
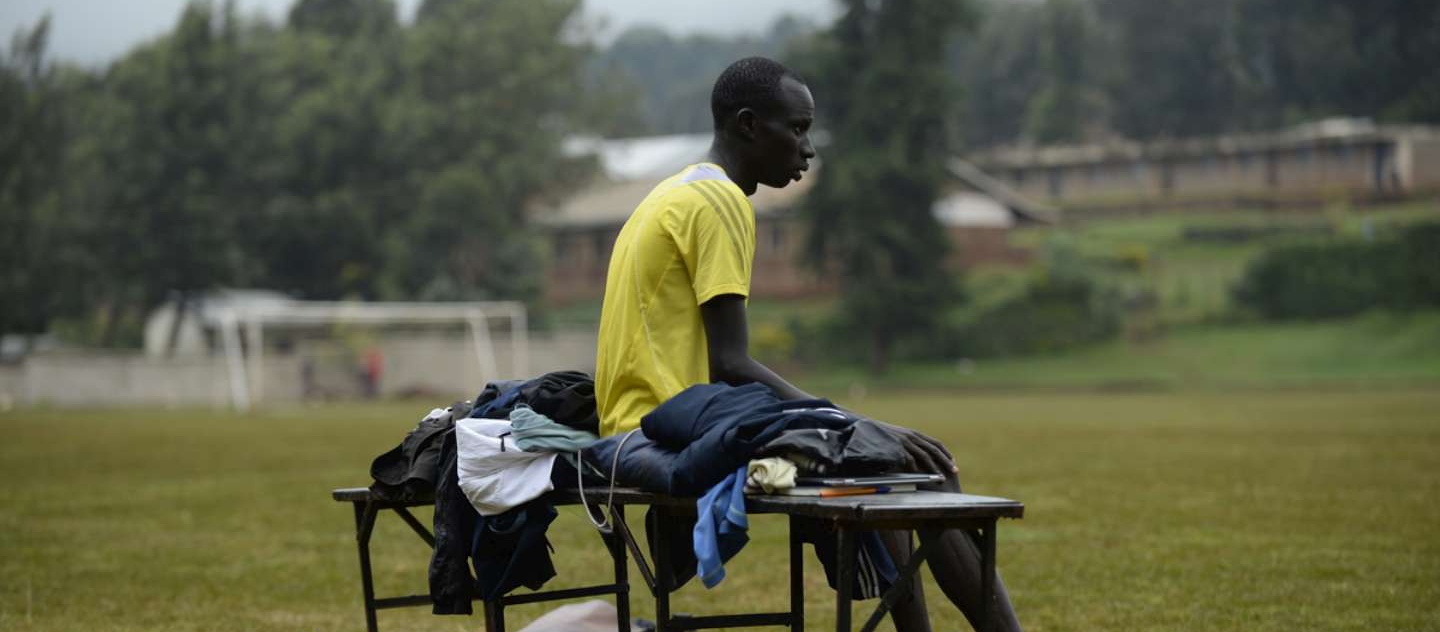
{"left": 700, "top": 294, "right": 813, "bottom": 400}
{"left": 701, "top": 294, "right": 957, "bottom": 474}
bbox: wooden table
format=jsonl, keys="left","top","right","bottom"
{"left": 746, "top": 492, "right": 1025, "bottom": 632}
{"left": 332, "top": 487, "right": 1023, "bottom": 632}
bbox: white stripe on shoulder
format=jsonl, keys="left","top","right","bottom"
{"left": 680, "top": 163, "right": 731, "bottom": 184}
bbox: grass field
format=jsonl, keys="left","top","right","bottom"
{"left": 1009, "top": 200, "right": 1440, "bottom": 327}
{"left": 3, "top": 390, "right": 1438, "bottom": 631}
{"left": 798, "top": 311, "right": 1440, "bottom": 394}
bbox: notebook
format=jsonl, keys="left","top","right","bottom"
{"left": 774, "top": 483, "right": 918, "bottom": 497}
{"left": 793, "top": 473, "right": 945, "bottom": 488}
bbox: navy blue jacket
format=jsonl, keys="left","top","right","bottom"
{"left": 589, "top": 382, "right": 906, "bottom": 496}
{"left": 584, "top": 383, "right": 907, "bottom": 596}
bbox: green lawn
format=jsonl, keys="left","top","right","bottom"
{"left": 798, "top": 311, "right": 1440, "bottom": 394}
{"left": 1009, "top": 199, "right": 1440, "bottom": 326}
{"left": 3, "top": 390, "right": 1438, "bottom": 631}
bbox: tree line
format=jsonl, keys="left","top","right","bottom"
{"left": 599, "top": 0, "right": 1439, "bottom": 145}
{"left": 2, "top": 0, "right": 620, "bottom": 346}
{"left": 590, "top": 0, "right": 1438, "bottom": 370}
{"left": 3, "top": 0, "right": 1436, "bottom": 367}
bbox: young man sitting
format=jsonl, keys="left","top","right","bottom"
{"left": 592, "top": 57, "right": 1022, "bottom": 632}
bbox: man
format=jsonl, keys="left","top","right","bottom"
{"left": 594, "top": 57, "right": 1020, "bottom": 632}
{"left": 594, "top": 56, "right": 816, "bottom": 438}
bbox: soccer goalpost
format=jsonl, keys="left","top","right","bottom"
{"left": 214, "top": 300, "right": 527, "bottom": 411}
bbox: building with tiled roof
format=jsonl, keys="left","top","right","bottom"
{"left": 968, "top": 119, "right": 1440, "bottom": 210}
{"left": 539, "top": 134, "right": 1051, "bottom": 304}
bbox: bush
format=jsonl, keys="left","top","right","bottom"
{"left": 793, "top": 232, "right": 1173, "bottom": 365}
{"left": 1181, "top": 222, "right": 1333, "bottom": 244}
{"left": 751, "top": 322, "right": 797, "bottom": 366}
{"left": 1232, "top": 222, "right": 1440, "bottom": 320}
{"left": 792, "top": 268, "right": 1123, "bottom": 364}
{"left": 942, "top": 272, "right": 1124, "bottom": 358}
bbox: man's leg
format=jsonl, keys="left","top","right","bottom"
{"left": 918, "top": 474, "right": 1022, "bottom": 632}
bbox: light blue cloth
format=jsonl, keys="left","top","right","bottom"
{"left": 509, "top": 406, "right": 600, "bottom": 452}
{"left": 694, "top": 466, "right": 750, "bottom": 588}
{"left": 510, "top": 406, "right": 601, "bottom": 472}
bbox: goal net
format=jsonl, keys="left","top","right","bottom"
{"left": 214, "top": 300, "right": 528, "bottom": 410}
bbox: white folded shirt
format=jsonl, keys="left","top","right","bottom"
{"left": 455, "top": 418, "right": 558, "bottom": 516}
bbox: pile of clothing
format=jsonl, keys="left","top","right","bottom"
{"left": 368, "top": 370, "right": 601, "bottom": 614}
{"left": 585, "top": 382, "right": 910, "bottom": 592}
{"left": 367, "top": 373, "right": 914, "bottom": 615}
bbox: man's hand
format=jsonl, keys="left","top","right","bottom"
{"left": 876, "top": 420, "right": 957, "bottom": 475}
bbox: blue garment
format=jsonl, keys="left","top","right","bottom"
{"left": 511, "top": 406, "right": 601, "bottom": 472}
{"left": 430, "top": 373, "right": 593, "bottom": 610}
{"left": 642, "top": 383, "right": 781, "bottom": 448}
{"left": 469, "top": 372, "right": 600, "bottom": 433}
{"left": 470, "top": 500, "right": 558, "bottom": 601}
{"left": 647, "top": 384, "right": 904, "bottom": 495}
{"left": 471, "top": 383, "right": 525, "bottom": 419}
{"left": 694, "top": 467, "right": 750, "bottom": 588}
{"left": 588, "top": 383, "right": 898, "bottom": 496}
{"left": 510, "top": 407, "right": 599, "bottom": 453}
{"left": 582, "top": 383, "right": 908, "bottom": 596}
{"left": 684, "top": 469, "right": 899, "bottom": 597}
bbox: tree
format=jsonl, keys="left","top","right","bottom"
{"left": 1023, "top": 0, "right": 1107, "bottom": 144}
{"left": 0, "top": 17, "right": 78, "bottom": 343}
{"left": 376, "top": 0, "right": 598, "bottom": 302}
{"left": 235, "top": 4, "right": 405, "bottom": 300}
{"left": 799, "top": 0, "right": 971, "bottom": 373}
{"left": 1093, "top": 0, "right": 1253, "bottom": 138}
{"left": 1236, "top": 0, "right": 1440, "bottom": 125}
{"left": 80, "top": 1, "right": 266, "bottom": 350}
{"left": 5, "top": 0, "right": 631, "bottom": 348}
{"left": 952, "top": 1, "right": 1045, "bottom": 148}
{"left": 592, "top": 18, "right": 819, "bottom": 134}
{"left": 288, "top": 0, "right": 397, "bottom": 38}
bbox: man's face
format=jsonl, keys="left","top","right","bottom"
{"left": 750, "top": 76, "right": 817, "bottom": 189}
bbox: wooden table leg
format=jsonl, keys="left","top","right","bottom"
{"left": 789, "top": 517, "right": 805, "bottom": 632}
{"left": 484, "top": 597, "right": 506, "bottom": 632}
{"left": 654, "top": 506, "right": 672, "bottom": 632}
{"left": 611, "top": 504, "right": 630, "bottom": 632}
{"left": 353, "top": 502, "right": 379, "bottom": 632}
{"left": 834, "top": 526, "right": 857, "bottom": 632}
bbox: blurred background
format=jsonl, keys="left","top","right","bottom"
{"left": 1, "top": 0, "right": 1438, "bottom": 405}
{"left": 1, "top": 1, "right": 1437, "bottom": 631}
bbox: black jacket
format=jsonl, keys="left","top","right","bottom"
{"left": 469, "top": 370, "right": 598, "bottom": 433}
{"left": 426, "top": 371, "right": 600, "bottom": 612}
{"left": 430, "top": 428, "right": 479, "bottom": 614}
{"left": 369, "top": 402, "right": 472, "bottom": 501}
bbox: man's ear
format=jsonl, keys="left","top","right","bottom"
{"left": 735, "top": 108, "right": 758, "bottom": 141}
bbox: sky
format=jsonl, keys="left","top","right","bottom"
{"left": 0, "top": 0, "right": 839, "bottom": 66}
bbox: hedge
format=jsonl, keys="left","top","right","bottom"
{"left": 1232, "top": 222, "right": 1440, "bottom": 320}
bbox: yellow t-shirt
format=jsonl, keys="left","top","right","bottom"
{"left": 595, "top": 163, "right": 756, "bottom": 436}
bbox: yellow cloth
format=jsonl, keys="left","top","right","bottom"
{"left": 595, "top": 163, "right": 755, "bottom": 436}
{"left": 745, "top": 457, "right": 798, "bottom": 493}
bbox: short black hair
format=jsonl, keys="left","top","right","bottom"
{"left": 710, "top": 56, "right": 805, "bottom": 130}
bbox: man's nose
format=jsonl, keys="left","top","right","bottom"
{"left": 800, "top": 135, "right": 816, "bottom": 160}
